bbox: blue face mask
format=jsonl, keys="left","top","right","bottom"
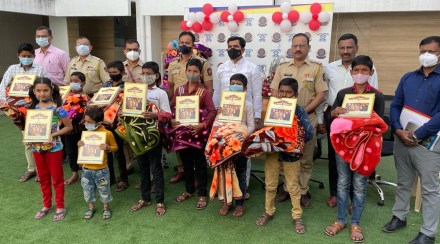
{"left": 85, "top": 123, "right": 98, "bottom": 131}
{"left": 36, "top": 37, "right": 50, "bottom": 47}
{"left": 229, "top": 84, "right": 244, "bottom": 91}
{"left": 70, "top": 82, "right": 82, "bottom": 91}
{"left": 19, "top": 57, "right": 34, "bottom": 66}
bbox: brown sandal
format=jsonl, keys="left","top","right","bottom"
{"left": 232, "top": 206, "right": 245, "bottom": 217}
{"left": 20, "top": 171, "right": 36, "bottom": 182}
{"left": 219, "top": 204, "right": 232, "bottom": 216}
{"left": 325, "top": 221, "right": 346, "bottom": 236}
{"left": 196, "top": 196, "right": 208, "bottom": 210}
{"left": 115, "top": 181, "right": 128, "bottom": 192}
{"left": 293, "top": 218, "right": 305, "bottom": 234}
{"left": 130, "top": 200, "right": 151, "bottom": 211}
{"left": 255, "top": 213, "right": 273, "bottom": 226}
{"left": 155, "top": 203, "right": 166, "bottom": 216}
{"left": 350, "top": 225, "right": 364, "bottom": 243}
{"left": 174, "top": 192, "right": 194, "bottom": 203}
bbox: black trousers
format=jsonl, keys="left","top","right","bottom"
{"left": 325, "top": 106, "right": 338, "bottom": 197}
{"left": 107, "top": 130, "right": 128, "bottom": 184}
{"left": 64, "top": 132, "right": 81, "bottom": 172}
{"left": 137, "top": 141, "right": 164, "bottom": 203}
{"left": 234, "top": 155, "right": 247, "bottom": 206}
{"left": 179, "top": 147, "right": 208, "bottom": 196}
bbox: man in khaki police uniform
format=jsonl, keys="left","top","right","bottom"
{"left": 65, "top": 36, "right": 110, "bottom": 96}
{"left": 123, "top": 39, "right": 144, "bottom": 83}
{"left": 270, "top": 33, "right": 328, "bottom": 208}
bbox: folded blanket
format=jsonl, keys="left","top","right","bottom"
{"left": 0, "top": 97, "right": 31, "bottom": 130}
{"left": 209, "top": 161, "right": 243, "bottom": 205}
{"left": 330, "top": 112, "right": 388, "bottom": 176}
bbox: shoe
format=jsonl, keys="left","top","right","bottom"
{"left": 306, "top": 191, "right": 312, "bottom": 199}
{"left": 326, "top": 196, "right": 337, "bottom": 208}
{"left": 300, "top": 194, "right": 311, "bottom": 208}
{"left": 169, "top": 172, "right": 184, "bottom": 184}
{"left": 408, "top": 232, "right": 435, "bottom": 244}
{"left": 276, "top": 191, "right": 290, "bottom": 202}
{"left": 382, "top": 215, "right": 407, "bottom": 233}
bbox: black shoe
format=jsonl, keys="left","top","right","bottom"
{"left": 300, "top": 194, "right": 311, "bottom": 208}
{"left": 275, "top": 191, "right": 290, "bottom": 202}
{"left": 408, "top": 232, "right": 435, "bottom": 244}
{"left": 306, "top": 190, "right": 311, "bottom": 199}
{"left": 382, "top": 215, "right": 407, "bottom": 233}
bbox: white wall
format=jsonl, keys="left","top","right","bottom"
{"left": 48, "top": 17, "right": 69, "bottom": 53}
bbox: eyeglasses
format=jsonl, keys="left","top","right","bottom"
{"left": 291, "top": 44, "right": 307, "bottom": 49}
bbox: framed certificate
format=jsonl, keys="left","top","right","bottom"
{"left": 340, "top": 93, "right": 375, "bottom": 118}
{"left": 175, "top": 95, "right": 200, "bottom": 125}
{"left": 59, "top": 85, "right": 71, "bottom": 102}
{"left": 89, "top": 87, "right": 121, "bottom": 106}
{"left": 218, "top": 91, "right": 246, "bottom": 123}
{"left": 23, "top": 109, "right": 53, "bottom": 142}
{"left": 8, "top": 74, "right": 36, "bottom": 97}
{"left": 264, "top": 97, "right": 297, "bottom": 128}
{"left": 77, "top": 131, "right": 107, "bottom": 164}
{"left": 122, "top": 83, "right": 147, "bottom": 117}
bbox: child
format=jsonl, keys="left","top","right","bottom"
{"left": 254, "top": 78, "right": 314, "bottom": 234}
{"left": 78, "top": 107, "right": 118, "bottom": 220}
{"left": 64, "top": 72, "right": 88, "bottom": 185}
{"left": 325, "top": 55, "right": 385, "bottom": 242}
{"left": 165, "top": 59, "right": 216, "bottom": 210}
{"left": 129, "top": 61, "right": 171, "bottom": 216}
{"left": 28, "top": 77, "right": 73, "bottom": 221}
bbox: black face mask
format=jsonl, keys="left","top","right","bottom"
{"left": 110, "top": 73, "right": 122, "bottom": 81}
{"left": 179, "top": 45, "right": 192, "bottom": 55}
{"left": 227, "top": 48, "right": 242, "bottom": 60}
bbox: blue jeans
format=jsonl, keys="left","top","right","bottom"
{"left": 81, "top": 167, "right": 113, "bottom": 203}
{"left": 336, "top": 154, "right": 367, "bottom": 225}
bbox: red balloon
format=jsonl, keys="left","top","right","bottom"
{"left": 272, "top": 11, "right": 283, "bottom": 24}
{"left": 204, "top": 16, "right": 210, "bottom": 22}
{"left": 288, "top": 10, "right": 299, "bottom": 22}
{"left": 192, "top": 22, "right": 202, "bottom": 33}
{"left": 233, "top": 11, "right": 245, "bottom": 23}
{"left": 312, "top": 14, "right": 319, "bottom": 20}
{"left": 221, "top": 11, "right": 231, "bottom": 22}
{"left": 309, "top": 19, "right": 320, "bottom": 31}
{"left": 310, "top": 2, "right": 322, "bottom": 14}
{"left": 180, "top": 20, "right": 190, "bottom": 31}
{"left": 202, "top": 21, "right": 213, "bottom": 31}
{"left": 202, "top": 3, "right": 214, "bottom": 15}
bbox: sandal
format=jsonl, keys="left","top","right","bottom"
{"left": 131, "top": 200, "right": 151, "bottom": 212}
{"left": 255, "top": 213, "right": 273, "bottom": 226}
{"left": 64, "top": 174, "right": 79, "bottom": 185}
{"left": 20, "top": 171, "right": 36, "bottom": 182}
{"left": 219, "top": 204, "right": 232, "bottom": 216}
{"left": 115, "top": 181, "right": 128, "bottom": 192}
{"left": 350, "top": 225, "right": 364, "bottom": 243}
{"left": 102, "top": 208, "right": 112, "bottom": 220}
{"left": 196, "top": 196, "right": 208, "bottom": 210}
{"left": 293, "top": 218, "right": 305, "bottom": 234}
{"left": 155, "top": 203, "right": 166, "bottom": 216}
{"left": 53, "top": 209, "right": 67, "bottom": 222}
{"left": 325, "top": 221, "right": 346, "bottom": 236}
{"left": 83, "top": 208, "right": 96, "bottom": 219}
{"left": 34, "top": 208, "right": 51, "bottom": 219}
{"left": 174, "top": 192, "right": 194, "bottom": 203}
{"left": 34, "top": 176, "right": 39, "bottom": 182}
{"left": 232, "top": 206, "right": 245, "bottom": 217}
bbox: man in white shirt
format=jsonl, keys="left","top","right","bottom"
{"left": 324, "top": 33, "right": 379, "bottom": 208}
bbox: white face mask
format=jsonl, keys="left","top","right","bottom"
{"left": 36, "top": 37, "right": 50, "bottom": 47}
{"left": 126, "top": 51, "right": 140, "bottom": 61}
{"left": 76, "top": 45, "right": 90, "bottom": 56}
{"left": 70, "top": 82, "right": 82, "bottom": 91}
{"left": 419, "top": 52, "right": 440, "bottom": 68}
{"left": 141, "top": 74, "right": 156, "bottom": 85}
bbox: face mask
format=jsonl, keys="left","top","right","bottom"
{"left": 36, "top": 37, "right": 50, "bottom": 47}
{"left": 38, "top": 97, "right": 51, "bottom": 103}
{"left": 227, "top": 48, "right": 242, "bottom": 60}
{"left": 186, "top": 74, "right": 200, "bottom": 83}
{"left": 142, "top": 75, "right": 156, "bottom": 85}
{"left": 419, "top": 52, "right": 439, "bottom": 68}
{"left": 70, "top": 82, "right": 82, "bottom": 91}
{"left": 85, "top": 123, "right": 98, "bottom": 131}
{"left": 19, "top": 57, "right": 34, "bottom": 66}
{"left": 110, "top": 74, "right": 122, "bottom": 81}
{"left": 352, "top": 73, "right": 370, "bottom": 85}
{"left": 229, "top": 84, "right": 244, "bottom": 91}
{"left": 126, "top": 50, "right": 140, "bottom": 61}
{"left": 76, "top": 45, "right": 90, "bottom": 56}
{"left": 179, "top": 45, "right": 192, "bottom": 55}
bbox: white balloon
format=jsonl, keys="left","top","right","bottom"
{"left": 282, "top": 13, "right": 288, "bottom": 20}
{"left": 280, "top": 2, "right": 291, "bottom": 14}
{"left": 186, "top": 21, "right": 193, "bottom": 27}
{"left": 188, "top": 12, "right": 196, "bottom": 22}
{"left": 228, "top": 3, "right": 238, "bottom": 14}
{"left": 280, "top": 19, "right": 292, "bottom": 33}
{"left": 227, "top": 15, "right": 234, "bottom": 21}
{"left": 299, "top": 11, "right": 312, "bottom": 23}
{"left": 195, "top": 12, "right": 205, "bottom": 23}
{"left": 227, "top": 21, "right": 238, "bottom": 32}
{"left": 318, "top": 11, "right": 330, "bottom": 23}
{"left": 209, "top": 13, "right": 220, "bottom": 24}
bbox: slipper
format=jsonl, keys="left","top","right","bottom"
{"left": 255, "top": 213, "right": 273, "bottom": 226}
{"left": 34, "top": 208, "right": 51, "bottom": 219}
{"left": 115, "top": 181, "right": 128, "bottom": 192}
{"left": 325, "top": 221, "right": 346, "bottom": 236}
{"left": 102, "top": 208, "right": 112, "bottom": 220}
{"left": 219, "top": 204, "right": 232, "bottom": 216}
{"left": 232, "top": 206, "right": 245, "bottom": 217}
{"left": 351, "top": 225, "right": 364, "bottom": 243}
{"left": 174, "top": 192, "right": 194, "bottom": 203}
{"left": 293, "top": 218, "right": 305, "bottom": 234}
{"left": 155, "top": 203, "right": 166, "bottom": 216}
{"left": 83, "top": 208, "right": 96, "bottom": 220}
{"left": 131, "top": 200, "right": 151, "bottom": 212}
{"left": 64, "top": 176, "right": 79, "bottom": 185}
{"left": 53, "top": 209, "right": 67, "bottom": 222}
{"left": 20, "top": 171, "right": 36, "bottom": 182}
{"left": 196, "top": 197, "right": 208, "bottom": 210}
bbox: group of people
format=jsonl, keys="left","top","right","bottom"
{"left": 0, "top": 24, "right": 439, "bottom": 244}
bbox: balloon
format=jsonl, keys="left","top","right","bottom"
{"left": 309, "top": 19, "right": 320, "bottom": 31}
{"left": 192, "top": 22, "right": 202, "bottom": 33}
{"left": 288, "top": 10, "right": 300, "bottom": 22}
{"left": 300, "top": 11, "right": 312, "bottom": 23}
{"left": 195, "top": 12, "right": 205, "bottom": 23}
{"left": 312, "top": 14, "right": 318, "bottom": 20}
{"left": 188, "top": 12, "right": 196, "bottom": 22}
{"left": 210, "top": 13, "right": 220, "bottom": 23}
{"left": 227, "top": 21, "right": 238, "bottom": 32}
{"left": 280, "top": 19, "right": 292, "bottom": 33}
{"left": 272, "top": 12, "right": 283, "bottom": 24}
{"left": 318, "top": 11, "right": 330, "bottom": 23}
{"left": 228, "top": 3, "right": 238, "bottom": 14}
{"left": 221, "top": 11, "right": 231, "bottom": 22}
{"left": 310, "top": 2, "right": 322, "bottom": 14}
{"left": 180, "top": 20, "right": 190, "bottom": 30}
{"left": 202, "top": 3, "right": 214, "bottom": 15}
{"left": 282, "top": 13, "right": 288, "bottom": 20}
{"left": 227, "top": 15, "right": 234, "bottom": 22}
{"left": 280, "top": 2, "right": 291, "bottom": 14}
{"left": 202, "top": 21, "right": 213, "bottom": 31}
{"left": 186, "top": 21, "right": 193, "bottom": 27}
{"left": 233, "top": 11, "right": 244, "bottom": 22}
